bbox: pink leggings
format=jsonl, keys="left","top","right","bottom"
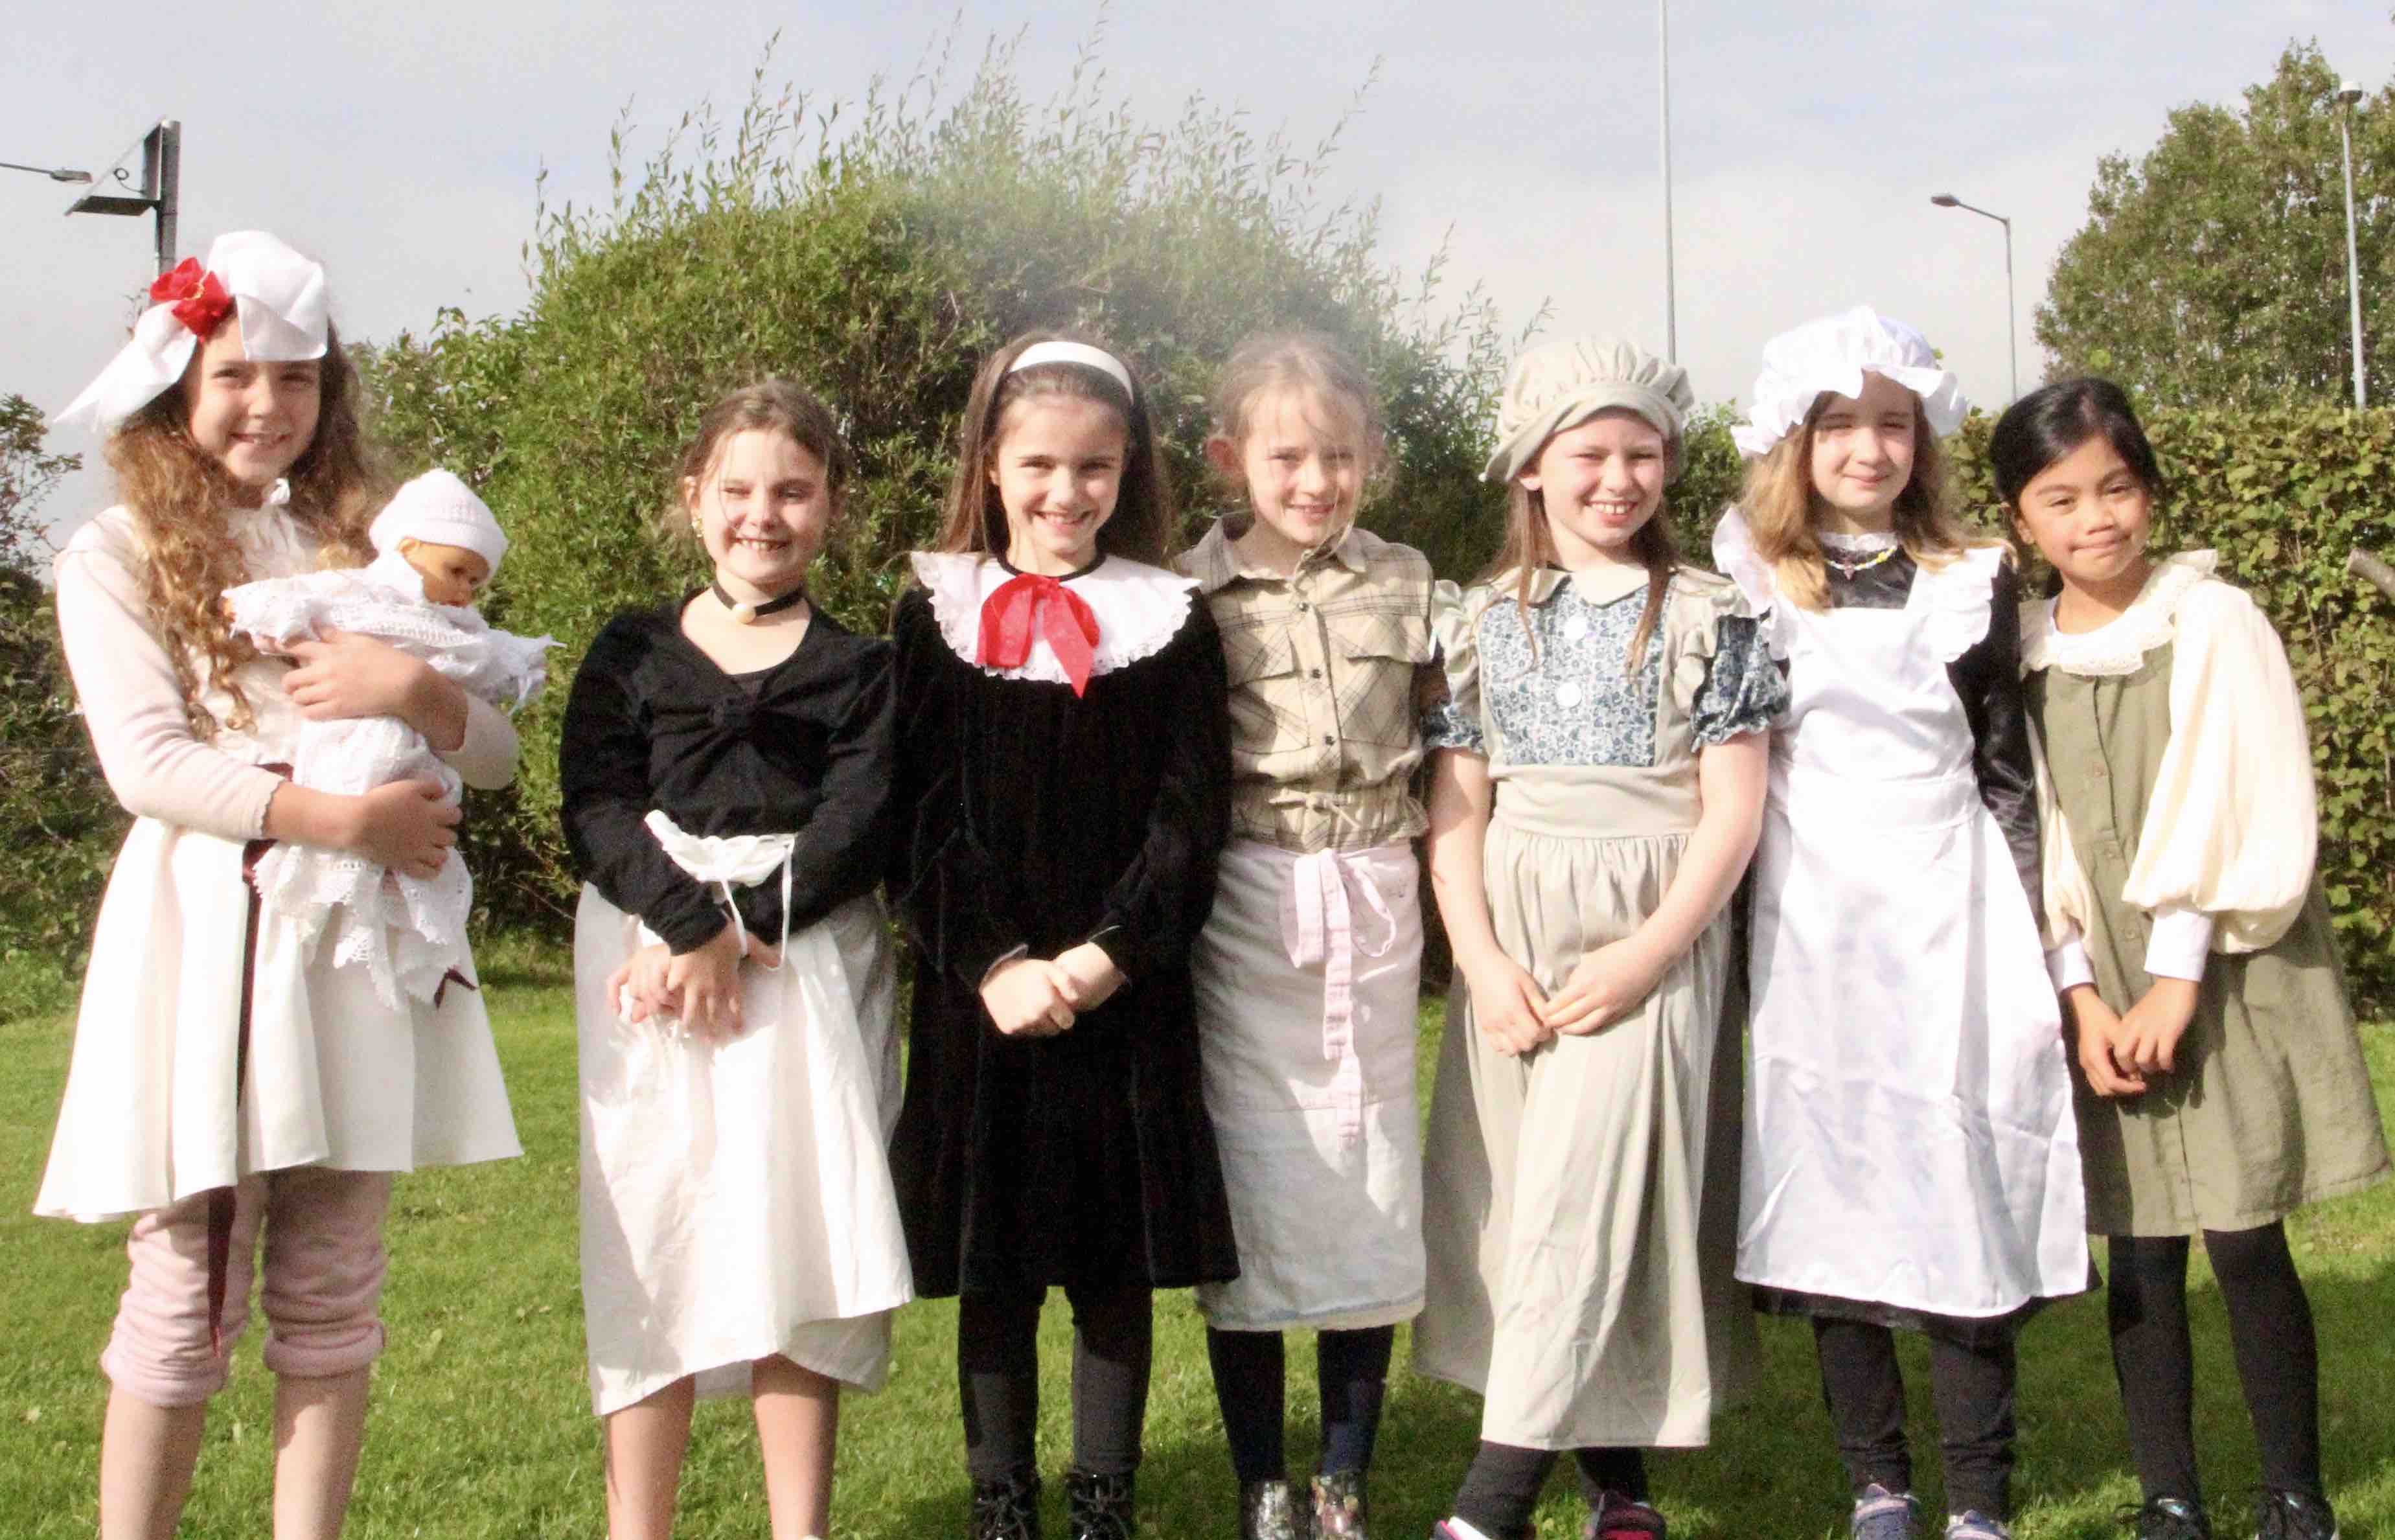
{"left": 102, "top": 1167, "right": 393, "bottom": 1408}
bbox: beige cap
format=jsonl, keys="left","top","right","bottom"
{"left": 1484, "top": 336, "right": 1695, "bottom": 485}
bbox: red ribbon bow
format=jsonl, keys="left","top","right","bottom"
{"left": 150, "top": 258, "right": 232, "bottom": 338}
{"left": 978, "top": 573, "right": 1101, "bottom": 696}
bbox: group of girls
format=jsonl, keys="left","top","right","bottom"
{"left": 32, "top": 228, "right": 2387, "bottom": 1540}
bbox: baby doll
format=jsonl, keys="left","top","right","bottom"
{"left": 222, "top": 468, "right": 553, "bottom": 1006}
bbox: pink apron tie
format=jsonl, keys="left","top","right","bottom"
{"left": 1279, "top": 848, "right": 1398, "bottom": 1145}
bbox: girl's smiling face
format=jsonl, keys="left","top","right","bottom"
{"left": 2010, "top": 433, "right": 2155, "bottom": 602}
{"left": 989, "top": 395, "right": 1126, "bottom": 574}
{"left": 183, "top": 317, "right": 322, "bottom": 491}
{"left": 685, "top": 428, "right": 836, "bottom": 600}
{"left": 1518, "top": 409, "right": 1668, "bottom": 569}
{"left": 1213, "top": 387, "right": 1366, "bottom": 570}
{"left": 1806, "top": 371, "right": 1917, "bottom": 531}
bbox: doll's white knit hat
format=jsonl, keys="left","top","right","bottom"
{"left": 55, "top": 231, "right": 330, "bottom": 433}
{"left": 1732, "top": 305, "right": 1968, "bottom": 459}
{"left": 369, "top": 469, "right": 509, "bottom": 573}
{"left": 1484, "top": 336, "right": 1694, "bottom": 485}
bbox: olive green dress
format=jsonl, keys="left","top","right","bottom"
{"left": 2023, "top": 555, "right": 2388, "bottom": 1237}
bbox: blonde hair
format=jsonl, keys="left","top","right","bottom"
{"left": 935, "top": 330, "right": 1175, "bottom": 566}
{"left": 1479, "top": 409, "right": 1678, "bottom": 675}
{"left": 659, "top": 378, "right": 853, "bottom": 548}
{"left": 106, "top": 320, "right": 378, "bottom": 737}
{"left": 1736, "top": 385, "right": 1984, "bottom": 612}
{"left": 1209, "top": 330, "right": 1390, "bottom": 497}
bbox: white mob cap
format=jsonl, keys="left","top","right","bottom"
{"left": 1732, "top": 305, "right": 1968, "bottom": 460}
{"left": 55, "top": 231, "right": 330, "bottom": 433}
{"left": 370, "top": 469, "right": 509, "bottom": 573}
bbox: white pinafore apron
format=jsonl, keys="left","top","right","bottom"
{"left": 1726, "top": 525, "right": 2087, "bottom": 1319}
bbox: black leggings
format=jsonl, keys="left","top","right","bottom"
{"left": 1450, "top": 1441, "right": 1649, "bottom": 1539}
{"left": 1205, "top": 1324, "right": 1395, "bottom": 1484}
{"left": 1813, "top": 1317, "right": 2017, "bottom": 1521}
{"left": 959, "top": 1281, "right": 1154, "bottom": 1482}
{"left": 2107, "top": 1224, "right": 2322, "bottom": 1505}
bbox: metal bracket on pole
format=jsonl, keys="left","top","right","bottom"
{"left": 65, "top": 119, "right": 180, "bottom": 277}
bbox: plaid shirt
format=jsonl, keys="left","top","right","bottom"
{"left": 1178, "top": 516, "right": 1439, "bottom": 853}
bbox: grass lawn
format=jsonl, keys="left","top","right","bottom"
{"left": 2, "top": 943, "right": 2390, "bottom": 1539}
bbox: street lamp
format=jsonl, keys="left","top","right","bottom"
{"left": 3, "top": 159, "right": 93, "bottom": 183}
{"left": 65, "top": 119, "right": 181, "bottom": 278}
{"left": 1931, "top": 193, "right": 2017, "bottom": 402}
{"left": 1659, "top": 0, "right": 1677, "bottom": 362}
{"left": 2335, "top": 80, "right": 2367, "bottom": 409}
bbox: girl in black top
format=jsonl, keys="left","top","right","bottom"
{"left": 560, "top": 380, "right": 913, "bottom": 1540}
{"left": 888, "top": 334, "right": 1236, "bottom": 1540}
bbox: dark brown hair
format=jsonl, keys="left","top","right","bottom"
{"left": 934, "top": 331, "right": 1175, "bottom": 566}
{"left": 107, "top": 318, "right": 378, "bottom": 737}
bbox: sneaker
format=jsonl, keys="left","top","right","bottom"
{"left": 1583, "top": 1489, "right": 1667, "bottom": 1540}
{"left": 2120, "top": 1497, "right": 2211, "bottom": 1539}
{"left": 1851, "top": 1486, "right": 1921, "bottom": 1540}
{"left": 2252, "top": 1488, "right": 2337, "bottom": 1540}
{"left": 1943, "top": 1513, "right": 2012, "bottom": 1540}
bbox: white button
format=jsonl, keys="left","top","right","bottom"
{"left": 1555, "top": 681, "right": 1583, "bottom": 707}
{"left": 1563, "top": 614, "right": 1590, "bottom": 641}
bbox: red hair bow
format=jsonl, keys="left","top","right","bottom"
{"left": 978, "top": 573, "right": 1101, "bottom": 696}
{"left": 150, "top": 259, "right": 232, "bottom": 338}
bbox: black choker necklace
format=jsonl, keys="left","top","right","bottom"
{"left": 712, "top": 582, "right": 807, "bottom": 625}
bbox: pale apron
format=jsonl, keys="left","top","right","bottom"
{"left": 1737, "top": 555, "right": 2088, "bottom": 1319}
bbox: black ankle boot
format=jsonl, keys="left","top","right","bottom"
{"left": 1064, "top": 1466, "right": 1136, "bottom": 1540}
{"left": 971, "top": 1469, "right": 1042, "bottom": 1540}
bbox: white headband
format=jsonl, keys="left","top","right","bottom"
{"left": 1005, "top": 341, "right": 1136, "bottom": 398}
{"left": 55, "top": 231, "right": 330, "bottom": 433}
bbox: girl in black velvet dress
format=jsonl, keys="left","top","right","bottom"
{"left": 887, "top": 335, "right": 1236, "bottom": 1540}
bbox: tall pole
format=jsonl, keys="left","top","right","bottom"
{"left": 153, "top": 119, "right": 181, "bottom": 277}
{"left": 1659, "top": 0, "right": 1677, "bottom": 362}
{"left": 1931, "top": 194, "right": 2017, "bottom": 400}
{"left": 2339, "top": 103, "right": 2367, "bottom": 409}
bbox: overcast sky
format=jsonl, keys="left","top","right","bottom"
{"left": 8, "top": 2, "right": 2391, "bottom": 541}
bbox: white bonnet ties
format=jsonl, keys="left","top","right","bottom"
{"left": 1006, "top": 340, "right": 1136, "bottom": 398}
{"left": 1732, "top": 305, "right": 1969, "bottom": 459}
{"left": 369, "top": 468, "right": 510, "bottom": 573}
{"left": 55, "top": 230, "right": 330, "bottom": 433}
{"left": 1484, "top": 336, "right": 1695, "bottom": 485}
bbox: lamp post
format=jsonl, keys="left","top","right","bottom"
{"left": 3, "top": 159, "right": 93, "bottom": 183}
{"left": 1659, "top": 0, "right": 1677, "bottom": 362}
{"left": 2335, "top": 80, "right": 2367, "bottom": 409}
{"left": 65, "top": 119, "right": 180, "bottom": 278}
{"left": 1931, "top": 192, "right": 2017, "bottom": 402}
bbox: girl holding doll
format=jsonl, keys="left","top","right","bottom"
{"left": 559, "top": 380, "right": 912, "bottom": 1540}
{"left": 887, "top": 334, "right": 1237, "bottom": 1540}
{"left": 37, "top": 231, "right": 523, "bottom": 1539}
{"left": 1416, "top": 337, "right": 1784, "bottom": 1540}
{"left": 1995, "top": 378, "right": 2387, "bottom": 1540}
{"left": 1715, "top": 307, "right": 2088, "bottom": 1540}
{"left": 1175, "top": 331, "right": 1436, "bottom": 1540}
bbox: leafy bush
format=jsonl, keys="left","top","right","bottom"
{"left": 363, "top": 32, "right": 1519, "bottom": 927}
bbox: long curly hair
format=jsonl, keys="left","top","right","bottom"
{"left": 104, "top": 319, "right": 380, "bottom": 736}
{"left": 1736, "top": 385, "right": 1984, "bottom": 613}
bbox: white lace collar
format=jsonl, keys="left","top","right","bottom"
{"left": 1818, "top": 528, "right": 1898, "bottom": 553}
{"left": 2021, "top": 551, "right": 2218, "bottom": 676}
{"left": 910, "top": 549, "right": 1199, "bottom": 685}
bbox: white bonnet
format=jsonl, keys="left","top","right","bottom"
{"left": 370, "top": 469, "right": 509, "bottom": 573}
{"left": 1485, "top": 336, "right": 1695, "bottom": 485}
{"left": 55, "top": 231, "right": 330, "bottom": 433}
{"left": 1731, "top": 305, "right": 1968, "bottom": 459}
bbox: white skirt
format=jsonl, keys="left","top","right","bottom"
{"left": 575, "top": 884, "right": 913, "bottom": 1416}
{"left": 1191, "top": 839, "right": 1425, "bottom": 1332}
{"left": 38, "top": 816, "right": 522, "bottom": 1222}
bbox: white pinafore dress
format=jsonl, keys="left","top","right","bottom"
{"left": 1718, "top": 516, "right": 2087, "bottom": 1320}
{"left": 575, "top": 815, "right": 912, "bottom": 1415}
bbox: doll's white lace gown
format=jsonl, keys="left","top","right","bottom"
{"left": 223, "top": 566, "right": 553, "bottom": 1007}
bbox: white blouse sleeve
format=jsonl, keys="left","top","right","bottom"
{"left": 2118, "top": 580, "right": 2315, "bottom": 954}
{"left": 444, "top": 693, "right": 520, "bottom": 791}
{"left": 2030, "top": 713, "right": 2102, "bottom": 951}
{"left": 53, "top": 529, "right": 284, "bottom": 842}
